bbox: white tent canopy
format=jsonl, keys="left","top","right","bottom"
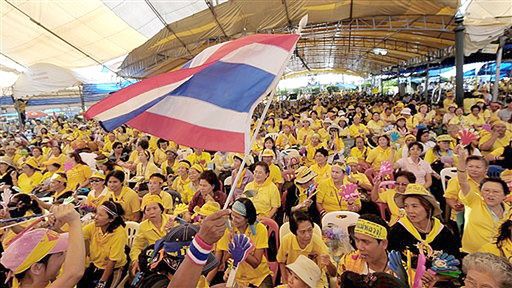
{"left": 13, "top": 63, "right": 79, "bottom": 98}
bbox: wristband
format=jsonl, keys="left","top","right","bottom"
{"left": 194, "top": 234, "right": 214, "bottom": 250}
{"left": 186, "top": 236, "right": 213, "bottom": 265}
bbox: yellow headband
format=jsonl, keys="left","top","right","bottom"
{"left": 354, "top": 219, "right": 387, "bottom": 240}
{"left": 178, "top": 161, "right": 191, "bottom": 169}
{"left": 95, "top": 158, "right": 108, "bottom": 165}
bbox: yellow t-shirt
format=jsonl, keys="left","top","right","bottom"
{"left": 161, "top": 160, "right": 179, "bottom": 176}
{"left": 153, "top": 148, "right": 167, "bottom": 166}
{"left": 217, "top": 223, "right": 271, "bottom": 287}
{"left": 297, "top": 127, "right": 314, "bottom": 146}
{"left": 459, "top": 188, "right": 511, "bottom": 253}
{"left": 182, "top": 182, "right": 198, "bottom": 205}
{"left": 83, "top": 223, "right": 127, "bottom": 269}
{"left": 277, "top": 233, "right": 331, "bottom": 288}
{"left": 348, "top": 124, "right": 369, "bottom": 138}
{"left": 367, "top": 120, "right": 385, "bottom": 135}
{"left": 310, "top": 164, "right": 332, "bottom": 183}
{"left": 444, "top": 176, "right": 481, "bottom": 201}
{"left": 479, "top": 131, "right": 512, "bottom": 152}
{"left": 136, "top": 162, "right": 161, "bottom": 181}
{"left": 186, "top": 152, "right": 212, "bottom": 169}
{"left": 171, "top": 176, "right": 192, "bottom": 204}
{"left": 17, "top": 172, "right": 43, "bottom": 193}
{"left": 142, "top": 191, "right": 173, "bottom": 212}
{"left": 349, "top": 147, "right": 368, "bottom": 161}
{"left": 130, "top": 214, "right": 171, "bottom": 261}
{"left": 276, "top": 133, "right": 298, "bottom": 149}
{"left": 244, "top": 179, "right": 281, "bottom": 217}
{"left": 66, "top": 164, "right": 92, "bottom": 190}
{"left": 377, "top": 189, "right": 404, "bottom": 225}
{"left": 405, "top": 116, "right": 419, "bottom": 130}
{"left": 316, "top": 178, "right": 361, "bottom": 212}
{"left": 465, "top": 114, "right": 486, "bottom": 128}
{"left": 110, "top": 186, "right": 141, "bottom": 221}
{"left": 268, "top": 163, "right": 284, "bottom": 184}
{"left": 366, "top": 146, "right": 392, "bottom": 170}
{"left": 86, "top": 187, "right": 112, "bottom": 209}
{"left": 479, "top": 239, "right": 512, "bottom": 261}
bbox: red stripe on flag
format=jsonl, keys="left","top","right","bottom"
{"left": 127, "top": 112, "right": 246, "bottom": 152}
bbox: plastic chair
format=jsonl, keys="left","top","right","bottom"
{"left": 321, "top": 211, "right": 360, "bottom": 235}
{"left": 488, "top": 165, "right": 504, "bottom": 178}
{"left": 76, "top": 195, "right": 87, "bottom": 204}
{"left": 440, "top": 167, "right": 457, "bottom": 192}
{"left": 259, "top": 217, "right": 280, "bottom": 285}
{"left": 224, "top": 176, "right": 232, "bottom": 186}
{"left": 279, "top": 221, "right": 322, "bottom": 240}
{"left": 125, "top": 221, "right": 140, "bottom": 248}
{"left": 265, "top": 133, "right": 279, "bottom": 141}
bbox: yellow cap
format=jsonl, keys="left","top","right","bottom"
{"left": 193, "top": 201, "right": 220, "bottom": 217}
{"left": 50, "top": 173, "right": 67, "bottom": 183}
{"left": 261, "top": 149, "right": 276, "bottom": 158}
{"left": 90, "top": 171, "right": 106, "bottom": 180}
{"left": 345, "top": 157, "right": 358, "bottom": 165}
{"left": 436, "top": 134, "right": 454, "bottom": 142}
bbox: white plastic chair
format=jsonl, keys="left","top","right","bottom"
{"left": 279, "top": 221, "right": 322, "bottom": 240}
{"left": 39, "top": 197, "right": 53, "bottom": 205}
{"left": 440, "top": 167, "right": 457, "bottom": 192}
{"left": 125, "top": 221, "right": 140, "bottom": 248}
{"left": 224, "top": 176, "right": 232, "bottom": 186}
{"left": 76, "top": 195, "right": 87, "bottom": 204}
{"left": 265, "top": 133, "right": 279, "bottom": 141}
{"left": 321, "top": 211, "right": 360, "bottom": 235}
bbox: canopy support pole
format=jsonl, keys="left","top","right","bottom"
{"left": 424, "top": 63, "right": 430, "bottom": 101}
{"left": 79, "top": 85, "right": 85, "bottom": 113}
{"left": 492, "top": 36, "right": 506, "bottom": 102}
{"left": 454, "top": 16, "right": 465, "bottom": 107}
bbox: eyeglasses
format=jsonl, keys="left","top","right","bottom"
{"left": 90, "top": 179, "right": 103, "bottom": 183}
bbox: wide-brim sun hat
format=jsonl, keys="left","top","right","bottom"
{"left": 294, "top": 166, "right": 317, "bottom": 185}
{"left": 394, "top": 183, "right": 442, "bottom": 216}
{"left": 286, "top": 255, "right": 321, "bottom": 288}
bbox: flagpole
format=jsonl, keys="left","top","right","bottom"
{"left": 223, "top": 93, "right": 274, "bottom": 209}
{"left": 222, "top": 15, "right": 308, "bottom": 210}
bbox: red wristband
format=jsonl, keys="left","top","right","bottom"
{"left": 194, "top": 234, "right": 214, "bottom": 251}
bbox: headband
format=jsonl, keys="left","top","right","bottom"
{"left": 232, "top": 201, "right": 246, "bottom": 216}
{"left": 95, "top": 158, "right": 108, "bottom": 165}
{"left": 100, "top": 205, "right": 118, "bottom": 217}
{"left": 354, "top": 219, "right": 387, "bottom": 240}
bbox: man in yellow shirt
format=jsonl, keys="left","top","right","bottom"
{"left": 153, "top": 139, "right": 169, "bottom": 166}
{"left": 309, "top": 148, "right": 332, "bottom": 183}
{"left": 276, "top": 120, "right": 297, "bottom": 149}
{"left": 380, "top": 107, "right": 396, "bottom": 126}
{"left": 348, "top": 116, "right": 369, "bottom": 138}
{"left": 479, "top": 121, "right": 511, "bottom": 152}
{"left": 244, "top": 162, "right": 281, "bottom": 218}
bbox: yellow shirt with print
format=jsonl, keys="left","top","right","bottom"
{"left": 110, "top": 186, "right": 141, "bottom": 221}
{"left": 83, "top": 223, "right": 127, "bottom": 269}
{"left": 276, "top": 133, "right": 297, "bottom": 149}
{"left": 66, "top": 163, "right": 92, "bottom": 190}
{"left": 244, "top": 179, "right": 281, "bottom": 217}
{"left": 142, "top": 191, "right": 173, "bottom": 212}
{"left": 217, "top": 223, "right": 271, "bottom": 287}
{"left": 316, "top": 178, "right": 361, "bottom": 212}
{"left": 277, "top": 233, "right": 331, "bottom": 288}
{"left": 310, "top": 163, "right": 332, "bottom": 183}
{"left": 366, "top": 146, "right": 392, "bottom": 170}
{"left": 348, "top": 124, "right": 369, "bottom": 138}
{"left": 186, "top": 152, "right": 212, "bottom": 169}
{"left": 130, "top": 213, "right": 171, "bottom": 261}
{"left": 459, "top": 188, "right": 511, "bottom": 253}
{"left": 17, "top": 172, "right": 43, "bottom": 193}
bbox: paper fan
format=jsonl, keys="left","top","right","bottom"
{"left": 339, "top": 183, "right": 359, "bottom": 201}
{"left": 390, "top": 131, "right": 400, "bottom": 143}
{"left": 458, "top": 129, "right": 478, "bottom": 146}
{"left": 378, "top": 161, "right": 393, "bottom": 177}
{"left": 482, "top": 123, "right": 492, "bottom": 132}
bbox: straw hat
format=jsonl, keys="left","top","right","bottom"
{"left": 404, "top": 134, "right": 416, "bottom": 142}
{"left": 286, "top": 255, "right": 321, "bottom": 288}
{"left": 394, "top": 184, "right": 442, "bottom": 216}
{"left": 328, "top": 124, "right": 342, "bottom": 133}
{"left": 400, "top": 108, "right": 412, "bottom": 115}
{"left": 0, "top": 156, "right": 14, "bottom": 168}
{"left": 294, "top": 166, "right": 317, "bottom": 185}
{"left": 436, "top": 134, "right": 454, "bottom": 143}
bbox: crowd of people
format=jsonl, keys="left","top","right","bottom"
{"left": 0, "top": 88, "right": 512, "bottom": 288}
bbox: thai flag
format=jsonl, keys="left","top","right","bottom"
{"left": 85, "top": 34, "right": 299, "bottom": 153}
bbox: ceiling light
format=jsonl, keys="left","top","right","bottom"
{"left": 372, "top": 48, "right": 388, "bottom": 56}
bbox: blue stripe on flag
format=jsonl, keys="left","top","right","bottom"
{"left": 169, "top": 61, "right": 275, "bottom": 112}
{"left": 100, "top": 95, "right": 167, "bottom": 131}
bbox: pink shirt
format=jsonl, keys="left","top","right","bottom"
{"left": 396, "top": 157, "right": 433, "bottom": 185}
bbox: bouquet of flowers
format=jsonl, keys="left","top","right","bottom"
{"left": 323, "top": 225, "right": 353, "bottom": 262}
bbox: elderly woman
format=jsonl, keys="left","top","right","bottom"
{"left": 456, "top": 145, "right": 511, "bottom": 253}
{"left": 230, "top": 154, "right": 254, "bottom": 199}
{"left": 11, "top": 158, "right": 43, "bottom": 193}
{"left": 244, "top": 161, "right": 281, "bottom": 219}
{"left": 462, "top": 253, "right": 512, "bottom": 288}
{"left": 284, "top": 166, "right": 321, "bottom": 224}
{"left": 188, "top": 170, "right": 226, "bottom": 213}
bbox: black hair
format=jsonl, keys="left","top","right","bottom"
{"left": 150, "top": 173, "right": 166, "bottom": 182}
{"left": 31, "top": 146, "right": 43, "bottom": 154}
{"left": 407, "top": 141, "right": 424, "bottom": 152}
{"left": 198, "top": 170, "right": 220, "bottom": 192}
{"left": 289, "top": 211, "right": 313, "bottom": 235}
{"left": 157, "top": 138, "right": 169, "bottom": 148}
{"left": 112, "top": 141, "right": 123, "bottom": 149}
{"left": 395, "top": 170, "right": 417, "bottom": 183}
{"left": 8, "top": 193, "right": 43, "bottom": 218}
{"left": 466, "top": 155, "right": 489, "bottom": 167}
{"left": 51, "top": 145, "right": 62, "bottom": 154}
{"left": 470, "top": 104, "right": 481, "bottom": 112}
{"left": 101, "top": 201, "right": 126, "bottom": 233}
{"left": 481, "top": 177, "right": 510, "bottom": 196}
{"left": 404, "top": 195, "right": 434, "bottom": 217}
{"left": 254, "top": 161, "right": 270, "bottom": 174}
{"left": 106, "top": 170, "right": 126, "bottom": 183}
{"left": 68, "top": 151, "right": 87, "bottom": 165}
{"left": 377, "top": 135, "right": 390, "bottom": 145}
{"left": 496, "top": 219, "right": 512, "bottom": 248}
{"left": 137, "top": 139, "right": 149, "bottom": 150}
{"left": 315, "top": 147, "right": 329, "bottom": 157}
{"left": 233, "top": 198, "right": 257, "bottom": 225}
{"left": 357, "top": 214, "right": 389, "bottom": 242}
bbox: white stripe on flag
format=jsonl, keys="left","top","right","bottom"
{"left": 220, "top": 43, "right": 290, "bottom": 75}
{"left": 147, "top": 96, "right": 250, "bottom": 133}
{"left": 188, "top": 42, "right": 229, "bottom": 68}
{"left": 94, "top": 76, "right": 192, "bottom": 121}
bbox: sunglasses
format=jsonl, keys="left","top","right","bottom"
{"left": 90, "top": 179, "right": 104, "bottom": 183}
